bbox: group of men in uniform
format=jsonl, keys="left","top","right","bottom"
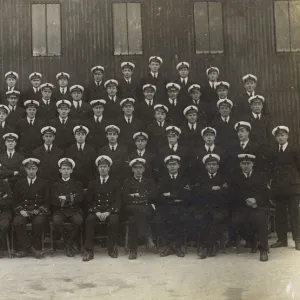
{"left": 0, "top": 56, "right": 299, "bottom": 263}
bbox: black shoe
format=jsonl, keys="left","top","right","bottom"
{"left": 175, "top": 247, "right": 185, "bottom": 257}
{"left": 15, "top": 250, "right": 28, "bottom": 258}
{"left": 29, "top": 246, "right": 44, "bottom": 259}
{"left": 208, "top": 245, "right": 217, "bottom": 257}
{"left": 66, "top": 246, "right": 75, "bottom": 257}
{"left": 260, "top": 250, "right": 269, "bottom": 262}
{"left": 225, "top": 240, "right": 236, "bottom": 248}
{"left": 270, "top": 240, "right": 287, "bottom": 248}
{"left": 108, "top": 247, "right": 118, "bottom": 258}
{"left": 128, "top": 250, "right": 137, "bottom": 260}
{"left": 160, "top": 246, "right": 175, "bottom": 257}
{"left": 244, "top": 241, "right": 251, "bottom": 248}
{"left": 198, "top": 247, "right": 208, "bottom": 259}
{"left": 295, "top": 240, "right": 300, "bottom": 250}
{"left": 82, "top": 249, "right": 94, "bottom": 262}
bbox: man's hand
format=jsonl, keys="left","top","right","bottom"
{"left": 13, "top": 171, "right": 19, "bottom": 176}
{"left": 101, "top": 212, "right": 110, "bottom": 221}
{"left": 174, "top": 199, "right": 182, "bottom": 203}
{"left": 96, "top": 212, "right": 103, "bottom": 220}
{"left": 163, "top": 192, "right": 171, "bottom": 197}
{"left": 20, "top": 210, "right": 29, "bottom": 217}
{"left": 59, "top": 196, "right": 67, "bottom": 201}
{"left": 129, "top": 193, "right": 140, "bottom": 197}
{"left": 33, "top": 209, "right": 40, "bottom": 215}
{"left": 246, "top": 198, "right": 256, "bottom": 207}
{"left": 212, "top": 186, "right": 221, "bottom": 191}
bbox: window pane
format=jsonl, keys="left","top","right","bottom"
{"left": 274, "top": 1, "right": 291, "bottom": 52}
{"left": 32, "top": 4, "right": 47, "bottom": 56}
{"left": 127, "top": 3, "right": 143, "bottom": 54}
{"left": 46, "top": 4, "right": 61, "bottom": 56}
{"left": 208, "top": 2, "right": 223, "bottom": 53}
{"left": 113, "top": 3, "right": 128, "bottom": 55}
{"left": 194, "top": 2, "right": 210, "bottom": 54}
{"left": 290, "top": 1, "right": 300, "bottom": 51}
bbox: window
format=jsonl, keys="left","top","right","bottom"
{"left": 193, "top": 1, "right": 224, "bottom": 54}
{"left": 31, "top": 4, "right": 61, "bottom": 56}
{"left": 274, "top": 1, "right": 300, "bottom": 52}
{"left": 112, "top": 2, "right": 143, "bottom": 55}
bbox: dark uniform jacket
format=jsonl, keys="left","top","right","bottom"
{"left": 13, "top": 177, "right": 49, "bottom": 214}
{"left": 0, "top": 122, "right": 15, "bottom": 152}
{"left": 122, "top": 177, "right": 156, "bottom": 206}
{"left": 52, "top": 88, "right": 72, "bottom": 103}
{"left": 86, "top": 177, "right": 121, "bottom": 214}
{"left": 32, "top": 144, "right": 63, "bottom": 183}
{"left": 65, "top": 144, "right": 97, "bottom": 188}
{"left": 0, "top": 180, "right": 13, "bottom": 217}
{"left": 69, "top": 101, "right": 92, "bottom": 122}
{"left": 163, "top": 98, "right": 186, "bottom": 125}
{"left": 135, "top": 100, "right": 159, "bottom": 126}
{"left": 21, "top": 87, "right": 42, "bottom": 104}
{"left": 174, "top": 77, "right": 193, "bottom": 103}
{"left": 51, "top": 178, "right": 83, "bottom": 216}
{"left": 50, "top": 117, "right": 76, "bottom": 150}
{"left": 147, "top": 120, "right": 171, "bottom": 153}
{"left": 1, "top": 88, "right": 21, "bottom": 106}
{"left": 180, "top": 122, "right": 205, "bottom": 148}
{"left": 200, "top": 83, "right": 218, "bottom": 121}
{"left": 184, "top": 99, "right": 210, "bottom": 125}
{"left": 117, "top": 77, "right": 138, "bottom": 99}
{"left": 104, "top": 96, "right": 122, "bottom": 119}
{"left": 269, "top": 144, "right": 300, "bottom": 196}
{"left": 86, "top": 81, "right": 106, "bottom": 103}
{"left": 6, "top": 106, "right": 25, "bottom": 127}
{"left": 229, "top": 170, "right": 269, "bottom": 209}
{"left": 128, "top": 150, "right": 156, "bottom": 179}
{"left": 37, "top": 100, "right": 57, "bottom": 124}
{"left": 16, "top": 117, "right": 44, "bottom": 157}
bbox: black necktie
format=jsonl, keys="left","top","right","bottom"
{"left": 127, "top": 118, "right": 131, "bottom": 124}
{"left": 138, "top": 152, "right": 142, "bottom": 157}
{"left": 101, "top": 178, "right": 104, "bottom": 184}
{"left": 30, "top": 179, "right": 33, "bottom": 186}
{"left": 62, "top": 119, "right": 66, "bottom": 125}
{"left": 172, "top": 175, "right": 175, "bottom": 180}
{"left": 159, "top": 122, "right": 163, "bottom": 127}
{"left": 279, "top": 145, "right": 283, "bottom": 152}
{"left": 9, "top": 153, "right": 12, "bottom": 159}
{"left": 76, "top": 103, "right": 81, "bottom": 111}
{"left": 191, "top": 124, "right": 195, "bottom": 131}
{"left": 208, "top": 147, "right": 212, "bottom": 153}
{"left": 47, "top": 146, "right": 51, "bottom": 153}
{"left": 111, "top": 146, "right": 115, "bottom": 152}
{"left": 256, "top": 114, "right": 260, "bottom": 120}
{"left": 210, "top": 174, "right": 213, "bottom": 179}
{"left": 224, "top": 117, "right": 228, "bottom": 123}
{"left": 29, "top": 119, "right": 33, "bottom": 126}
{"left": 79, "top": 144, "right": 83, "bottom": 152}
{"left": 96, "top": 117, "right": 100, "bottom": 123}
{"left": 241, "top": 143, "right": 244, "bottom": 150}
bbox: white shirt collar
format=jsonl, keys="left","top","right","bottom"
{"left": 169, "top": 143, "right": 178, "bottom": 151}
{"left": 279, "top": 142, "right": 288, "bottom": 152}
{"left": 150, "top": 71, "right": 158, "bottom": 78}
{"left": 252, "top": 112, "right": 261, "bottom": 119}
{"left": 181, "top": 77, "right": 188, "bottom": 83}
{"left": 188, "top": 122, "right": 196, "bottom": 130}
{"left": 44, "top": 144, "right": 52, "bottom": 151}
{"left": 7, "top": 150, "right": 14, "bottom": 157}
{"left": 109, "top": 96, "right": 116, "bottom": 102}
{"left": 243, "top": 171, "right": 252, "bottom": 178}
{"left": 60, "top": 87, "right": 67, "bottom": 93}
{"left": 42, "top": 98, "right": 50, "bottom": 105}
{"left": 100, "top": 175, "right": 109, "bottom": 183}
{"left": 95, "top": 81, "right": 102, "bottom": 86}
{"left": 8, "top": 86, "right": 15, "bottom": 91}
{"left": 110, "top": 143, "right": 118, "bottom": 150}
{"left": 134, "top": 176, "right": 142, "bottom": 182}
{"left": 125, "top": 115, "right": 133, "bottom": 122}
{"left": 208, "top": 172, "right": 217, "bottom": 178}
{"left": 240, "top": 139, "right": 249, "bottom": 148}
{"left": 62, "top": 177, "right": 70, "bottom": 182}
{"left": 169, "top": 173, "right": 178, "bottom": 179}
{"left": 157, "top": 120, "right": 164, "bottom": 126}
{"left": 221, "top": 116, "right": 230, "bottom": 122}
{"left": 34, "top": 87, "right": 40, "bottom": 93}
{"left": 59, "top": 116, "right": 68, "bottom": 123}
{"left": 205, "top": 144, "right": 215, "bottom": 151}
{"left": 0, "top": 121, "right": 5, "bottom": 128}
{"left": 145, "top": 99, "right": 153, "bottom": 105}
{"left": 73, "top": 100, "right": 82, "bottom": 107}
{"left": 8, "top": 105, "right": 16, "bottom": 111}
{"left": 247, "top": 91, "right": 255, "bottom": 97}
{"left": 27, "top": 177, "right": 37, "bottom": 185}
{"left": 209, "top": 81, "right": 216, "bottom": 88}
{"left": 27, "top": 117, "right": 35, "bottom": 124}
{"left": 94, "top": 115, "right": 103, "bottom": 122}
{"left": 169, "top": 98, "right": 177, "bottom": 104}
{"left": 77, "top": 142, "right": 85, "bottom": 150}
{"left": 124, "top": 77, "right": 131, "bottom": 83}
{"left": 137, "top": 149, "right": 145, "bottom": 156}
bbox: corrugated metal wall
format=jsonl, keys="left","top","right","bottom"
{"left": 0, "top": 0, "right": 299, "bottom": 143}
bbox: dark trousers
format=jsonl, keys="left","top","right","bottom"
{"left": 13, "top": 214, "right": 47, "bottom": 250}
{"left": 232, "top": 207, "right": 269, "bottom": 251}
{"left": 193, "top": 206, "right": 228, "bottom": 248}
{"left": 84, "top": 213, "right": 119, "bottom": 251}
{"left": 0, "top": 215, "right": 11, "bottom": 249}
{"left": 125, "top": 204, "right": 155, "bottom": 251}
{"left": 53, "top": 212, "right": 84, "bottom": 246}
{"left": 274, "top": 195, "right": 300, "bottom": 242}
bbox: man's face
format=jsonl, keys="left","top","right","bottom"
{"left": 178, "top": 67, "right": 189, "bottom": 78}
{"left": 75, "top": 131, "right": 86, "bottom": 144}
{"left": 240, "top": 161, "right": 254, "bottom": 173}
{"left": 107, "top": 85, "right": 117, "bottom": 96}
{"left": 144, "top": 89, "right": 155, "bottom": 100}
{"left": 203, "top": 133, "right": 215, "bottom": 145}
{"left": 186, "top": 112, "right": 197, "bottom": 124}
{"left": 135, "top": 138, "right": 147, "bottom": 150}
{"left": 167, "top": 161, "right": 180, "bottom": 174}
{"left": 149, "top": 62, "right": 160, "bottom": 73}
{"left": 219, "top": 105, "right": 231, "bottom": 117}
{"left": 71, "top": 91, "right": 82, "bottom": 101}
{"left": 26, "top": 107, "right": 37, "bottom": 118}
{"left": 93, "top": 70, "right": 103, "bottom": 82}
{"left": 244, "top": 80, "right": 256, "bottom": 92}
{"left": 58, "top": 78, "right": 68, "bottom": 87}
{"left": 26, "top": 166, "right": 38, "bottom": 179}
{"left": 168, "top": 89, "right": 178, "bottom": 100}
{"left": 58, "top": 106, "right": 70, "bottom": 118}
{"left": 42, "top": 89, "right": 52, "bottom": 100}
{"left": 276, "top": 132, "right": 288, "bottom": 145}
{"left": 208, "top": 71, "right": 218, "bottom": 81}
{"left": 154, "top": 110, "right": 166, "bottom": 122}
{"left": 0, "top": 111, "right": 7, "bottom": 122}
{"left": 42, "top": 133, "right": 55, "bottom": 145}
{"left": 5, "top": 139, "right": 16, "bottom": 151}
{"left": 251, "top": 101, "right": 263, "bottom": 114}
{"left": 217, "top": 87, "right": 228, "bottom": 99}
{"left": 133, "top": 165, "right": 145, "bottom": 177}
{"left": 206, "top": 161, "right": 219, "bottom": 174}
{"left": 31, "top": 78, "right": 41, "bottom": 88}
{"left": 6, "top": 77, "right": 16, "bottom": 87}
{"left": 123, "top": 103, "right": 134, "bottom": 116}
{"left": 7, "top": 95, "right": 18, "bottom": 107}
{"left": 237, "top": 127, "right": 249, "bottom": 141}
{"left": 122, "top": 68, "right": 133, "bottom": 79}
{"left": 107, "top": 131, "right": 118, "bottom": 144}
{"left": 98, "top": 164, "right": 110, "bottom": 177}
{"left": 191, "top": 90, "right": 201, "bottom": 101}
{"left": 59, "top": 165, "right": 73, "bottom": 178}
{"left": 93, "top": 105, "right": 104, "bottom": 116}
{"left": 167, "top": 133, "right": 179, "bottom": 145}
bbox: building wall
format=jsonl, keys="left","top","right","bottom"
{"left": 0, "top": 0, "right": 299, "bottom": 143}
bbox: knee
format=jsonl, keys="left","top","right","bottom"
{"left": 85, "top": 214, "right": 96, "bottom": 225}
{"left": 108, "top": 214, "right": 119, "bottom": 225}
{"left": 13, "top": 215, "right": 26, "bottom": 227}
{"left": 0, "top": 219, "right": 10, "bottom": 231}
{"left": 53, "top": 215, "right": 64, "bottom": 226}
{"left": 73, "top": 215, "right": 84, "bottom": 227}
{"left": 32, "top": 216, "right": 46, "bottom": 226}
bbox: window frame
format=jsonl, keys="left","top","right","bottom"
{"left": 193, "top": 0, "right": 224, "bottom": 55}
{"left": 31, "top": 2, "right": 62, "bottom": 57}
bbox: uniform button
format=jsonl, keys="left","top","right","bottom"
{"left": 98, "top": 200, "right": 100, "bottom": 202}
{"left": 25, "top": 200, "right": 27, "bottom": 202}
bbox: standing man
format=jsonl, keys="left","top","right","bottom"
{"left": 5, "top": 91, "right": 25, "bottom": 126}
{"left": 201, "top": 67, "right": 219, "bottom": 106}
{"left": 1, "top": 71, "right": 20, "bottom": 104}
{"left": 52, "top": 72, "right": 72, "bottom": 102}
{"left": 69, "top": 85, "right": 92, "bottom": 121}
{"left": 21, "top": 72, "right": 43, "bottom": 105}
{"left": 37, "top": 83, "right": 57, "bottom": 123}
{"left": 86, "top": 66, "right": 106, "bottom": 102}
{"left": 174, "top": 62, "right": 192, "bottom": 103}
{"left": 118, "top": 62, "right": 137, "bottom": 99}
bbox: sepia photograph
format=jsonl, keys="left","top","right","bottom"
{"left": 0, "top": 0, "right": 299, "bottom": 299}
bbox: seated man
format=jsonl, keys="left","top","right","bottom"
{"left": 157, "top": 155, "right": 189, "bottom": 258}
{"left": 190, "top": 154, "right": 228, "bottom": 259}
{"left": 51, "top": 158, "right": 84, "bottom": 257}
{"left": 230, "top": 154, "right": 270, "bottom": 262}
{"left": 122, "top": 158, "right": 156, "bottom": 260}
{"left": 83, "top": 155, "right": 121, "bottom": 262}
{"left": 12, "top": 158, "right": 49, "bottom": 259}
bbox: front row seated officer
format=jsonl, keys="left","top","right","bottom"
{"left": 122, "top": 158, "right": 156, "bottom": 260}
{"left": 191, "top": 154, "right": 228, "bottom": 259}
{"left": 51, "top": 158, "right": 84, "bottom": 257}
{"left": 83, "top": 155, "right": 121, "bottom": 262}
{"left": 12, "top": 158, "right": 49, "bottom": 259}
{"left": 230, "top": 154, "right": 270, "bottom": 262}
